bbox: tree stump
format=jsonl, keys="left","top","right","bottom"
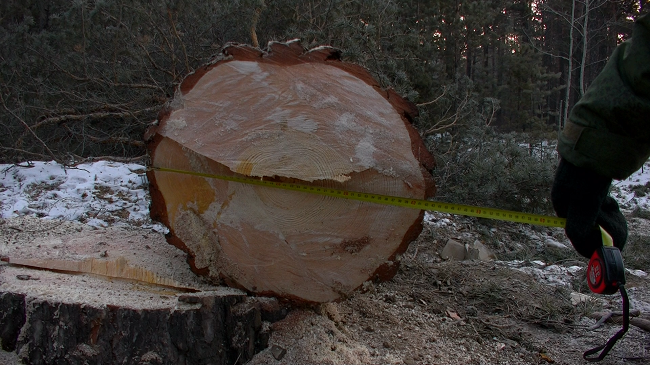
{"left": 146, "top": 41, "right": 435, "bottom": 303}
{"left": 0, "top": 217, "right": 288, "bottom": 364}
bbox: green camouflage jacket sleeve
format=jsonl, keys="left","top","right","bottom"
{"left": 558, "top": 13, "right": 650, "bottom": 180}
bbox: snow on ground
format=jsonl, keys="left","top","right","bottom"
{"left": 0, "top": 160, "right": 166, "bottom": 232}
{"left": 612, "top": 160, "right": 650, "bottom": 211}
{"left": 2, "top": 159, "right": 650, "bottom": 287}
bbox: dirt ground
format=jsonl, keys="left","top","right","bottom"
{"left": 248, "top": 213, "right": 650, "bottom": 365}
{"left": 1, "top": 212, "right": 650, "bottom": 364}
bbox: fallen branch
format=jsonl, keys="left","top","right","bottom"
{"left": 588, "top": 310, "right": 650, "bottom": 332}
{"left": 70, "top": 154, "right": 149, "bottom": 165}
{"left": 30, "top": 106, "right": 159, "bottom": 132}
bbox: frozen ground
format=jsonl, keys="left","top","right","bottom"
{"left": 0, "top": 161, "right": 167, "bottom": 232}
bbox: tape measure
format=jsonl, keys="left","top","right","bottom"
{"left": 583, "top": 227, "right": 628, "bottom": 362}
{"left": 149, "top": 166, "right": 566, "bottom": 228}
{"left": 587, "top": 227, "right": 625, "bottom": 295}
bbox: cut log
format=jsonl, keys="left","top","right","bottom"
{"left": 146, "top": 40, "right": 436, "bottom": 303}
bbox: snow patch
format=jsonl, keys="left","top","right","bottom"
{"left": 501, "top": 261, "right": 583, "bottom": 288}
{"left": 0, "top": 161, "right": 167, "bottom": 232}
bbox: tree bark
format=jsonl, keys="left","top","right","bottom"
{"left": 146, "top": 41, "right": 436, "bottom": 303}
{"left": 562, "top": 0, "right": 577, "bottom": 130}
{"left": 580, "top": 0, "right": 590, "bottom": 96}
{"left": 0, "top": 217, "right": 288, "bottom": 364}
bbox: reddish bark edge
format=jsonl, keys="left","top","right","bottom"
{"left": 145, "top": 133, "right": 211, "bottom": 278}
{"left": 367, "top": 210, "right": 426, "bottom": 284}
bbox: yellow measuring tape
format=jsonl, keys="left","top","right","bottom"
{"left": 150, "top": 166, "right": 566, "bottom": 228}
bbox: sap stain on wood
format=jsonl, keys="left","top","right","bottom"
{"left": 339, "top": 236, "right": 371, "bottom": 254}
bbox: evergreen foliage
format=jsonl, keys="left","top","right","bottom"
{"left": 430, "top": 123, "right": 557, "bottom": 214}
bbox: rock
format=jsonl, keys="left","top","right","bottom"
{"left": 466, "top": 240, "right": 496, "bottom": 261}
{"left": 570, "top": 292, "right": 604, "bottom": 306}
{"left": 270, "top": 345, "right": 287, "bottom": 361}
{"left": 441, "top": 239, "right": 496, "bottom": 261}
{"left": 404, "top": 357, "right": 417, "bottom": 365}
{"left": 544, "top": 238, "right": 568, "bottom": 249}
{"left": 440, "top": 239, "right": 466, "bottom": 261}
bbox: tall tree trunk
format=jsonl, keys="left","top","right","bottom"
{"left": 562, "top": 0, "right": 577, "bottom": 130}
{"left": 250, "top": 3, "right": 263, "bottom": 48}
{"left": 579, "top": 0, "right": 590, "bottom": 96}
{"left": 466, "top": 44, "right": 473, "bottom": 79}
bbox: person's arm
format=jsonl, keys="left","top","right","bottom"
{"left": 558, "top": 13, "right": 650, "bottom": 180}
{"left": 553, "top": 13, "right": 650, "bottom": 258}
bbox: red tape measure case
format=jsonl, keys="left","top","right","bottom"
{"left": 587, "top": 246, "right": 626, "bottom": 295}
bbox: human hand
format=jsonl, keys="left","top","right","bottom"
{"left": 551, "top": 158, "right": 627, "bottom": 258}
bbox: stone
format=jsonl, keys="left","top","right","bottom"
{"left": 570, "top": 292, "right": 604, "bottom": 306}
{"left": 270, "top": 345, "right": 287, "bottom": 361}
{"left": 545, "top": 238, "right": 568, "bottom": 249}
{"left": 466, "top": 240, "right": 496, "bottom": 261}
{"left": 440, "top": 239, "right": 466, "bottom": 261}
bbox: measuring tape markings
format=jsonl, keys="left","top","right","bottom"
{"left": 150, "top": 166, "right": 566, "bottom": 228}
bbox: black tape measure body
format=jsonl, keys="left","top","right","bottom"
{"left": 587, "top": 246, "right": 626, "bottom": 295}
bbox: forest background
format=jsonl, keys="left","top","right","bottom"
{"left": 1, "top": 0, "right": 648, "bottom": 213}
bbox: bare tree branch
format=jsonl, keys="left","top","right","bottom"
{"left": 29, "top": 106, "right": 160, "bottom": 132}
{"left": 168, "top": 9, "right": 191, "bottom": 74}
{"left": 69, "top": 154, "right": 149, "bottom": 165}
{"left": 416, "top": 86, "right": 447, "bottom": 107}
{"left": 0, "top": 146, "right": 51, "bottom": 160}
{"left": 423, "top": 91, "right": 473, "bottom": 136}
{"left": 0, "top": 93, "right": 59, "bottom": 163}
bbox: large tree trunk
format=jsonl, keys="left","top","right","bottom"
{"left": 146, "top": 41, "right": 436, "bottom": 303}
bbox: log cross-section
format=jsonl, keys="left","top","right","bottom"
{"left": 146, "top": 41, "right": 435, "bottom": 303}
